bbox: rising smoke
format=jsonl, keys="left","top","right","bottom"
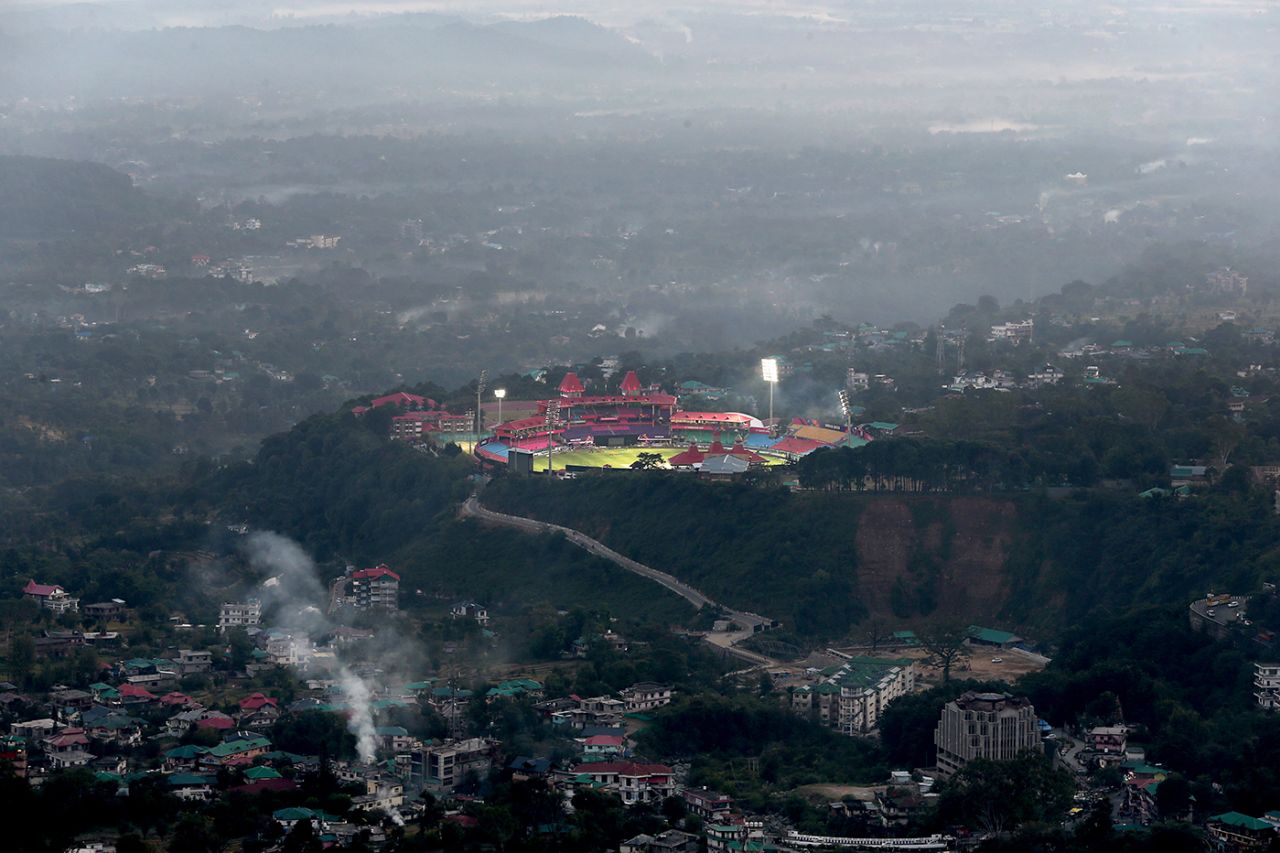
{"left": 245, "top": 531, "right": 379, "bottom": 763}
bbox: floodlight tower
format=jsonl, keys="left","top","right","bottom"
{"left": 761, "top": 358, "right": 779, "bottom": 434}
{"left": 494, "top": 387, "right": 506, "bottom": 428}
{"left": 544, "top": 400, "right": 560, "bottom": 474}
{"left": 475, "top": 370, "right": 487, "bottom": 437}
{"left": 838, "top": 389, "right": 853, "bottom": 434}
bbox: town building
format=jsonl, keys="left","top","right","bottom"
{"left": 569, "top": 761, "right": 676, "bottom": 806}
{"left": 934, "top": 691, "right": 1041, "bottom": 779}
{"left": 791, "top": 658, "right": 916, "bottom": 736}
{"left": 989, "top": 319, "right": 1034, "bottom": 344}
{"left": 619, "top": 683, "right": 673, "bottom": 713}
{"left": 1085, "top": 726, "right": 1128, "bottom": 765}
{"left": 23, "top": 580, "right": 79, "bottom": 614}
{"left": 620, "top": 830, "right": 699, "bottom": 853}
{"left": 351, "top": 565, "right": 400, "bottom": 611}
{"left": 1207, "top": 812, "right": 1276, "bottom": 852}
{"left": 218, "top": 601, "right": 261, "bottom": 631}
{"left": 682, "top": 787, "right": 734, "bottom": 821}
{"left": 410, "top": 738, "right": 500, "bottom": 793}
{"left": 83, "top": 600, "right": 127, "bottom": 621}
{"left": 1255, "top": 663, "right": 1280, "bottom": 711}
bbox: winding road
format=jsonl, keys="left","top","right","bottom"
{"left": 459, "top": 495, "right": 777, "bottom": 667}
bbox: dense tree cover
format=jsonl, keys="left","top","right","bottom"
{"left": 639, "top": 694, "right": 887, "bottom": 795}
{"left": 203, "top": 410, "right": 474, "bottom": 562}
{"left": 483, "top": 475, "right": 865, "bottom": 637}
{"left": 934, "top": 753, "right": 1075, "bottom": 834}
{"left": 1005, "top": 487, "right": 1280, "bottom": 628}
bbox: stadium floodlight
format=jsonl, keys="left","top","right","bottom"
{"left": 544, "top": 401, "right": 560, "bottom": 474}
{"left": 475, "top": 369, "right": 487, "bottom": 437}
{"left": 838, "top": 390, "right": 852, "bottom": 432}
{"left": 494, "top": 388, "right": 506, "bottom": 426}
{"left": 761, "top": 358, "right": 779, "bottom": 431}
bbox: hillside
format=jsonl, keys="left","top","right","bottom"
{"left": 482, "top": 474, "right": 1280, "bottom": 641}
{"left": 200, "top": 411, "right": 691, "bottom": 623}
{"left": 0, "top": 156, "right": 166, "bottom": 239}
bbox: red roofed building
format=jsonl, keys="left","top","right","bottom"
{"left": 352, "top": 391, "right": 437, "bottom": 417}
{"left": 351, "top": 565, "right": 400, "bottom": 611}
{"left": 23, "top": 580, "right": 79, "bottom": 614}
{"left": 570, "top": 761, "right": 675, "bottom": 805}
{"left": 769, "top": 436, "right": 825, "bottom": 460}
{"left": 581, "top": 734, "right": 626, "bottom": 758}
{"left": 118, "top": 683, "right": 156, "bottom": 704}
{"left": 667, "top": 443, "right": 705, "bottom": 468}
{"left": 727, "top": 439, "right": 767, "bottom": 465}
{"left": 620, "top": 370, "right": 642, "bottom": 396}
{"left": 195, "top": 713, "right": 235, "bottom": 731}
{"left": 159, "top": 692, "right": 194, "bottom": 707}
{"left": 559, "top": 372, "right": 585, "bottom": 398}
{"left": 239, "top": 693, "right": 279, "bottom": 712}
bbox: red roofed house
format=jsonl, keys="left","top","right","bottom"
{"left": 559, "top": 372, "right": 585, "bottom": 398}
{"left": 351, "top": 565, "right": 400, "bottom": 611}
{"left": 159, "top": 692, "right": 194, "bottom": 707}
{"left": 239, "top": 693, "right": 279, "bottom": 712}
{"left": 118, "top": 683, "right": 156, "bottom": 704}
{"left": 619, "top": 370, "right": 642, "bottom": 396}
{"left": 352, "top": 391, "right": 436, "bottom": 417}
{"left": 195, "top": 712, "right": 235, "bottom": 731}
{"left": 570, "top": 761, "right": 675, "bottom": 806}
{"left": 23, "top": 580, "right": 79, "bottom": 614}
{"left": 581, "top": 734, "right": 626, "bottom": 759}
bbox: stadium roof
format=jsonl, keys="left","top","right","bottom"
{"left": 620, "top": 370, "right": 642, "bottom": 394}
{"left": 558, "top": 372, "right": 585, "bottom": 395}
{"left": 770, "top": 437, "right": 824, "bottom": 457}
{"left": 794, "top": 425, "right": 848, "bottom": 445}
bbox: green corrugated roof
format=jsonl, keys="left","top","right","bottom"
{"left": 208, "top": 737, "right": 271, "bottom": 757}
{"left": 967, "top": 625, "right": 1018, "bottom": 644}
{"left": 1212, "top": 812, "right": 1274, "bottom": 831}
{"left": 165, "top": 744, "right": 209, "bottom": 759}
{"left": 244, "top": 766, "right": 283, "bottom": 780}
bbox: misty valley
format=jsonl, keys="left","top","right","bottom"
{"left": 1, "top": 2, "right": 1279, "bottom": 853}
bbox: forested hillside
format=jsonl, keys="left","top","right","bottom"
{"left": 483, "top": 470, "right": 1280, "bottom": 639}
{"left": 197, "top": 411, "right": 691, "bottom": 622}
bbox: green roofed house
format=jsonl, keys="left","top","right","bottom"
{"left": 207, "top": 737, "right": 271, "bottom": 765}
{"left": 243, "top": 766, "right": 283, "bottom": 781}
{"left": 1207, "top": 812, "right": 1278, "bottom": 850}
{"left": 966, "top": 625, "right": 1021, "bottom": 649}
{"left": 893, "top": 630, "right": 918, "bottom": 646}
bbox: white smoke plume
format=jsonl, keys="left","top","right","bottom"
{"left": 245, "top": 531, "right": 379, "bottom": 763}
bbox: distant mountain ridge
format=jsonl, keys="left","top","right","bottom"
{"left": 0, "top": 16, "right": 655, "bottom": 100}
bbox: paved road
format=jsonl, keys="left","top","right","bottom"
{"left": 460, "top": 495, "right": 777, "bottom": 667}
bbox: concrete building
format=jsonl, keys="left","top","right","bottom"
{"left": 411, "top": 738, "right": 499, "bottom": 793}
{"left": 934, "top": 691, "right": 1040, "bottom": 779}
{"left": 1255, "top": 663, "right": 1280, "bottom": 711}
{"left": 792, "top": 658, "right": 916, "bottom": 736}
{"left": 219, "top": 601, "right": 261, "bottom": 631}
{"left": 619, "top": 683, "right": 673, "bottom": 713}
{"left": 350, "top": 565, "right": 400, "bottom": 612}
